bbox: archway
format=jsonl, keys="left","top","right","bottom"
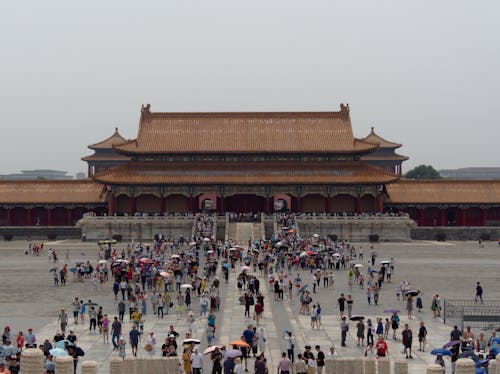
{"left": 359, "top": 194, "right": 375, "bottom": 213}
{"left": 164, "top": 194, "right": 189, "bottom": 213}
{"left": 225, "top": 194, "right": 266, "bottom": 213}
{"left": 116, "top": 194, "right": 132, "bottom": 215}
{"left": 331, "top": 194, "right": 355, "bottom": 213}
{"left": 136, "top": 194, "right": 161, "bottom": 214}
{"left": 301, "top": 194, "right": 326, "bottom": 213}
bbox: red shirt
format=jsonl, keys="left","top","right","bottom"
{"left": 375, "top": 341, "right": 387, "bottom": 356}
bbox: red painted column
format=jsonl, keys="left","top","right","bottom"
{"left": 376, "top": 193, "right": 384, "bottom": 213}
{"left": 220, "top": 195, "right": 225, "bottom": 212}
{"left": 457, "top": 208, "right": 465, "bottom": 226}
{"left": 417, "top": 208, "right": 425, "bottom": 226}
{"left": 159, "top": 195, "right": 165, "bottom": 215}
{"left": 355, "top": 196, "right": 361, "bottom": 214}
{"left": 296, "top": 196, "right": 301, "bottom": 212}
{"left": 47, "top": 208, "right": 53, "bottom": 226}
{"left": 6, "top": 208, "right": 12, "bottom": 226}
{"left": 325, "top": 196, "right": 331, "bottom": 213}
{"left": 26, "top": 208, "right": 33, "bottom": 226}
{"left": 68, "top": 209, "right": 73, "bottom": 226}
{"left": 130, "top": 195, "right": 137, "bottom": 215}
{"left": 108, "top": 194, "right": 116, "bottom": 216}
{"left": 439, "top": 208, "right": 446, "bottom": 226}
{"left": 481, "top": 208, "right": 488, "bottom": 226}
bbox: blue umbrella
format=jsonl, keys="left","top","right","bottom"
{"left": 222, "top": 263, "right": 231, "bottom": 269}
{"left": 298, "top": 285, "right": 308, "bottom": 293}
{"left": 49, "top": 348, "right": 68, "bottom": 357}
{"left": 475, "top": 368, "right": 485, "bottom": 374}
{"left": 69, "top": 267, "right": 77, "bottom": 273}
{"left": 476, "top": 358, "right": 489, "bottom": 367}
{"left": 492, "top": 337, "right": 500, "bottom": 344}
{"left": 430, "top": 348, "right": 452, "bottom": 356}
{"left": 55, "top": 340, "right": 71, "bottom": 349}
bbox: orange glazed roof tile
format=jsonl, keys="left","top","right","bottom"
{"left": 88, "top": 127, "right": 128, "bottom": 150}
{"left": 361, "top": 153, "right": 409, "bottom": 161}
{"left": 81, "top": 153, "right": 131, "bottom": 162}
{"left": 386, "top": 180, "right": 500, "bottom": 204}
{"left": 361, "top": 126, "right": 402, "bottom": 149}
{"left": 0, "top": 180, "right": 106, "bottom": 204}
{"left": 114, "top": 105, "right": 378, "bottom": 155}
{"left": 93, "top": 161, "right": 398, "bottom": 185}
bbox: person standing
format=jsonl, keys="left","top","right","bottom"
{"left": 101, "top": 315, "right": 110, "bottom": 344}
{"left": 375, "top": 336, "right": 388, "bottom": 358}
{"left": 284, "top": 331, "right": 295, "bottom": 363}
{"left": 315, "top": 345, "right": 325, "bottom": 374}
{"left": 356, "top": 320, "right": 365, "bottom": 347}
{"left": 406, "top": 295, "right": 413, "bottom": 320}
{"left": 117, "top": 300, "right": 126, "bottom": 322}
{"left": 129, "top": 325, "right": 140, "bottom": 357}
{"left": 191, "top": 347, "right": 203, "bottom": 374}
{"left": 277, "top": 352, "right": 292, "bottom": 374}
{"left": 25, "top": 328, "right": 36, "bottom": 348}
{"left": 390, "top": 312, "right": 400, "bottom": 340}
{"left": 418, "top": 321, "right": 427, "bottom": 352}
{"left": 475, "top": 282, "right": 483, "bottom": 304}
{"left": 346, "top": 295, "right": 353, "bottom": 318}
{"left": 336, "top": 294, "right": 346, "bottom": 318}
{"left": 58, "top": 308, "right": 68, "bottom": 335}
{"left": 402, "top": 324, "right": 413, "bottom": 359}
{"left": 111, "top": 317, "right": 121, "bottom": 350}
{"left": 340, "top": 317, "right": 348, "bottom": 347}
{"left": 71, "top": 298, "right": 80, "bottom": 325}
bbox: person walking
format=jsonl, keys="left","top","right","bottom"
{"left": 336, "top": 294, "right": 346, "bottom": 318}
{"left": 58, "top": 308, "right": 68, "bottom": 335}
{"left": 277, "top": 352, "right": 292, "bottom": 374}
{"left": 356, "top": 320, "right": 365, "bottom": 347}
{"left": 406, "top": 295, "right": 413, "bottom": 320}
{"left": 390, "top": 312, "right": 400, "bottom": 340}
{"left": 315, "top": 345, "right": 325, "bottom": 374}
{"left": 284, "top": 331, "right": 295, "bottom": 363}
{"left": 346, "top": 295, "right": 353, "bottom": 318}
{"left": 340, "top": 317, "right": 348, "bottom": 347}
{"left": 111, "top": 316, "right": 121, "bottom": 350}
{"left": 129, "top": 325, "right": 140, "bottom": 357}
{"left": 101, "top": 315, "right": 110, "bottom": 344}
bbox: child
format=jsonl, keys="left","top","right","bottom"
{"left": 118, "top": 337, "right": 126, "bottom": 359}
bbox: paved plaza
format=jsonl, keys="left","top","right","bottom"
{"left": 0, "top": 239, "right": 499, "bottom": 373}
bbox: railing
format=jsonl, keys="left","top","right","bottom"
{"left": 444, "top": 299, "right": 500, "bottom": 330}
{"left": 79, "top": 215, "right": 194, "bottom": 221}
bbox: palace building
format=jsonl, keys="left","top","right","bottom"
{"left": 0, "top": 104, "right": 499, "bottom": 229}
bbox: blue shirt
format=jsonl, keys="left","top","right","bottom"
{"left": 129, "top": 329, "right": 140, "bottom": 344}
{"left": 243, "top": 329, "right": 254, "bottom": 345}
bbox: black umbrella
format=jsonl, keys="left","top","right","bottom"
{"left": 67, "top": 344, "right": 85, "bottom": 357}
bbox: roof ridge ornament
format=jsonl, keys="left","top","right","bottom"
{"left": 141, "top": 104, "right": 151, "bottom": 116}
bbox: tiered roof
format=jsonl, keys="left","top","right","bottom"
{"left": 114, "top": 105, "right": 379, "bottom": 155}
{"left": 88, "top": 127, "right": 127, "bottom": 150}
{"left": 93, "top": 161, "right": 398, "bottom": 185}
{"left": 82, "top": 127, "right": 131, "bottom": 162}
{"left": 0, "top": 180, "right": 106, "bottom": 204}
{"left": 361, "top": 127, "right": 408, "bottom": 162}
{"left": 386, "top": 180, "right": 500, "bottom": 204}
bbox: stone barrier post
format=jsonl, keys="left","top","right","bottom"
{"left": 324, "top": 358, "right": 335, "bottom": 374}
{"left": 162, "top": 357, "right": 179, "bottom": 373}
{"left": 81, "top": 360, "right": 98, "bottom": 374}
{"left": 455, "top": 358, "right": 475, "bottom": 374}
{"left": 123, "top": 356, "right": 137, "bottom": 374}
{"left": 109, "top": 357, "right": 123, "bottom": 374}
{"left": 335, "top": 357, "right": 344, "bottom": 374}
{"left": 351, "top": 357, "right": 363, "bottom": 373}
{"left": 426, "top": 364, "right": 445, "bottom": 374}
{"left": 394, "top": 359, "right": 408, "bottom": 374}
{"left": 364, "top": 357, "right": 376, "bottom": 374}
{"left": 150, "top": 357, "right": 163, "bottom": 374}
{"left": 55, "top": 356, "right": 74, "bottom": 374}
{"left": 378, "top": 357, "right": 390, "bottom": 374}
{"left": 136, "top": 356, "right": 146, "bottom": 373}
{"left": 343, "top": 357, "right": 354, "bottom": 374}
{"left": 495, "top": 354, "right": 500, "bottom": 374}
{"left": 20, "top": 348, "right": 44, "bottom": 374}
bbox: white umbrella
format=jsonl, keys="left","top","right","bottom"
{"left": 98, "top": 260, "right": 107, "bottom": 264}
{"left": 203, "top": 238, "right": 211, "bottom": 242}
{"left": 275, "top": 241, "right": 283, "bottom": 247}
{"left": 354, "top": 264, "right": 363, "bottom": 268}
{"left": 189, "top": 241, "right": 197, "bottom": 246}
{"left": 313, "top": 233, "right": 320, "bottom": 238}
{"left": 229, "top": 247, "right": 238, "bottom": 251}
{"left": 380, "top": 260, "right": 391, "bottom": 265}
{"left": 171, "top": 254, "right": 180, "bottom": 259}
{"left": 299, "top": 251, "right": 307, "bottom": 257}
{"left": 206, "top": 250, "right": 215, "bottom": 254}
{"left": 181, "top": 284, "right": 193, "bottom": 289}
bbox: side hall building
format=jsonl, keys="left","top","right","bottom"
{"left": 0, "top": 104, "right": 499, "bottom": 228}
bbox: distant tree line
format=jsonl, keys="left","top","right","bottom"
{"left": 404, "top": 165, "right": 442, "bottom": 179}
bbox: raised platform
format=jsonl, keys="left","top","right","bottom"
{"left": 0, "top": 226, "right": 81, "bottom": 240}
{"left": 77, "top": 215, "right": 195, "bottom": 240}
{"left": 296, "top": 215, "right": 416, "bottom": 241}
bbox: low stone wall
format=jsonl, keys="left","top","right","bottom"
{"left": 411, "top": 227, "right": 500, "bottom": 241}
{"left": 0, "top": 226, "right": 81, "bottom": 241}
{"left": 296, "top": 216, "right": 416, "bottom": 241}
{"left": 77, "top": 216, "right": 194, "bottom": 241}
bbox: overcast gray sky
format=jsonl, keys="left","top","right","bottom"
{"left": 1, "top": 0, "right": 499, "bottom": 176}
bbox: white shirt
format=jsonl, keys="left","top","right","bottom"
{"left": 191, "top": 352, "right": 203, "bottom": 368}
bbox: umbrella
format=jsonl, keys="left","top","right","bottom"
{"left": 114, "top": 259, "right": 129, "bottom": 263}
{"left": 171, "top": 254, "right": 180, "bottom": 259}
{"left": 275, "top": 241, "right": 284, "bottom": 247}
{"left": 298, "top": 285, "right": 308, "bottom": 293}
{"left": 288, "top": 228, "right": 296, "bottom": 233}
{"left": 139, "top": 255, "right": 149, "bottom": 259}
{"left": 203, "top": 345, "right": 222, "bottom": 355}
{"left": 241, "top": 265, "right": 251, "bottom": 271}
{"left": 66, "top": 343, "right": 85, "bottom": 356}
{"left": 354, "top": 264, "right": 363, "bottom": 268}
{"left": 313, "top": 234, "right": 319, "bottom": 238}
{"left": 299, "top": 251, "right": 307, "bottom": 257}
{"left": 207, "top": 250, "right": 215, "bottom": 254}
{"left": 476, "top": 359, "right": 489, "bottom": 367}
{"left": 183, "top": 338, "right": 200, "bottom": 345}
{"left": 98, "top": 260, "right": 107, "bottom": 264}
{"left": 55, "top": 340, "right": 71, "bottom": 349}
{"left": 442, "top": 340, "right": 462, "bottom": 349}
{"left": 49, "top": 347, "right": 68, "bottom": 357}
{"left": 226, "top": 349, "right": 243, "bottom": 358}
{"left": 159, "top": 271, "right": 171, "bottom": 277}
{"left": 369, "top": 269, "right": 378, "bottom": 274}
{"left": 69, "top": 267, "right": 77, "bottom": 273}
{"left": 252, "top": 248, "right": 260, "bottom": 254}
{"left": 222, "top": 263, "right": 232, "bottom": 269}
{"left": 380, "top": 260, "right": 391, "bottom": 265}
{"left": 306, "top": 250, "right": 316, "bottom": 256}
{"left": 203, "top": 238, "right": 211, "bottom": 242}
{"left": 229, "top": 247, "right": 239, "bottom": 252}
{"left": 139, "top": 258, "right": 151, "bottom": 264}
{"left": 189, "top": 241, "right": 197, "bottom": 246}
{"left": 430, "top": 348, "right": 452, "bottom": 356}
{"left": 332, "top": 253, "right": 341, "bottom": 258}
{"left": 384, "top": 309, "right": 400, "bottom": 314}
{"left": 49, "top": 267, "right": 58, "bottom": 273}
{"left": 181, "top": 284, "right": 193, "bottom": 289}
{"left": 475, "top": 369, "right": 486, "bottom": 374}
{"left": 492, "top": 337, "right": 500, "bottom": 344}
{"left": 405, "top": 290, "right": 419, "bottom": 297}
{"left": 229, "top": 340, "right": 250, "bottom": 348}
{"left": 349, "top": 315, "right": 365, "bottom": 321}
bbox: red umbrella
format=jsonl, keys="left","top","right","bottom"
{"left": 306, "top": 250, "right": 316, "bottom": 256}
